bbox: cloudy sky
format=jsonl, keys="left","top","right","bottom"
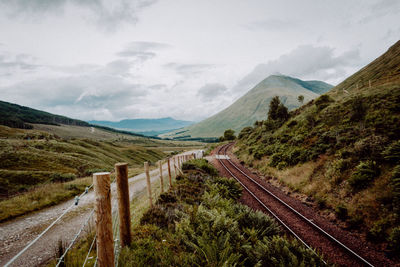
{"left": 0, "top": 0, "right": 399, "bottom": 122}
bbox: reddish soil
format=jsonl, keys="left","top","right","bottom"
{"left": 209, "top": 143, "right": 396, "bottom": 267}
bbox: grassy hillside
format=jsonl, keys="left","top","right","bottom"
{"left": 0, "top": 100, "right": 89, "bottom": 129}
{"left": 163, "top": 75, "right": 332, "bottom": 139}
{"left": 234, "top": 41, "right": 400, "bottom": 250}
{"left": 89, "top": 117, "right": 194, "bottom": 133}
{"left": 0, "top": 125, "right": 167, "bottom": 198}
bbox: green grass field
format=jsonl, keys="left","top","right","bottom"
{"left": 0, "top": 124, "right": 204, "bottom": 221}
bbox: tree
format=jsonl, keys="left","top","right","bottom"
{"left": 222, "top": 129, "right": 236, "bottom": 141}
{"left": 298, "top": 95, "right": 304, "bottom": 104}
{"left": 268, "top": 96, "right": 281, "bottom": 121}
{"left": 268, "top": 96, "right": 289, "bottom": 122}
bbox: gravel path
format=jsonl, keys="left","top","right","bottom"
{"left": 210, "top": 144, "right": 395, "bottom": 267}
{"left": 0, "top": 150, "right": 201, "bottom": 267}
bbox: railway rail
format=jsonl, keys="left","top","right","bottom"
{"left": 216, "top": 143, "right": 377, "bottom": 267}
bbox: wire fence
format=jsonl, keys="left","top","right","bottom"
{"left": 4, "top": 152, "right": 202, "bottom": 267}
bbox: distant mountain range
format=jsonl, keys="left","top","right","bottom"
{"left": 162, "top": 75, "right": 332, "bottom": 139}
{"left": 89, "top": 117, "right": 194, "bottom": 136}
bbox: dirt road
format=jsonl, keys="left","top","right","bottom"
{"left": 0, "top": 151, "right": 201, "bottom": 266}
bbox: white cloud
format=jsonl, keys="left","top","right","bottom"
{"left": 232, "top": 45, "right": 361, "bottom": 94}
{"left": 197, "top": 83, "right": 227, "bottom": 102}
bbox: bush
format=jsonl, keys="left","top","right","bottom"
{"left": 315, "top": 95, "right": 333, "bottom": 111}
{"left": 50, "top": 173, "right": 76, "bottom": 183}
{"left": 238, "top": 127, "right": 253, "bottom": 139}
{"left": 388, "top": 227, "right": 400, "bottom": 254}
{"left": 391, "top": 166, "right": 400, "bottom": 215}
{"left": 383, "top": 140, "right": 400, "bottom": 163}
{"left": 367, "top": 218, "right": 390, "bottom": 242}
{"left": 335, "top": 204, "right": 348, "bottom": 220}
{"left": 350, "top": 96, "right": 366, "bottom": 121}
{"left": 182, "top": 159, "right": 218, "bottom": 176}
{"left": 208, "top": 177, "right": 242, "bottom": 201}
{"left": 348, "top": 161, "right": 380, "bottom": 191}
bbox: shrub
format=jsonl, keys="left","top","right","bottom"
{"left": 208, "top": 177, "right": 242, "bottom": 200}
{"left": 182, "top": 159, "right": 218, "bottom": 176}
{"left": 391, "top": 165, "right": 400, "bottom": 215}
{"left": 383, "top": 140, "right": 400, "bottom": 163}
{"left": 315, "top": 95, "right": 333, "bottom": 111}
{"left": 238, "top": 127, "right": 253, "bottom": 139}
{"left": 350, "top": 96, "right": 366, "bottom": 121}
{"left": 353, "top": 135, "right": 387, "bottom": 161}
{"left": 335, "top": 204, "right": 348, "bottom": 220}
{"left": 367, "top": 218, "right": 390, "bottom": 242}
{"left": 348, "top": 161, "right": 380, "bottom": 191}
{"left": 50, "top": 173, "right": 76, "bottom": 183}
{"left": 388, "top": 227, "right": 400, "bottom": 254}
{"left": 247, "top": 236, "right": 326, "bottom": 266}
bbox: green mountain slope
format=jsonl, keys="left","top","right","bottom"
{"left": 163, "top": 75, "right": 332, "bottom": 138}
{"left": 0, "top": 100, "right": 89, "bottom": 129}
{"left": 235, "top": 40, "right": 400, "bottom": 245}
{"left": 89, "top": 117, "right": 194, "bottom": 134}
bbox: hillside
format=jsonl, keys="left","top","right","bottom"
{"left": 234, "top": 40, "right": 400, "bottom": 249}
{"left": 163, "top": 75, "right": 332, "bottom": 139}
{"left": 89, "top": 117, "right": 194, "bottom": 135}
{"left": 0, "top": 100, "right": 89, "bottom": 129}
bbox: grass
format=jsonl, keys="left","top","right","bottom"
{"left": 46, "top": 164, "right": 178, "bottom": 267}
{"left": 116, "top": 160, "right": 326, "bottom": 266}
{"left": 0, "top": 167, "right": 147, "bottom": 222}
{"left": 47, "top": 160, "right": 327, "bottom": 266}
{"left": 234, "top": 41, "right": 400, "bottom": 246}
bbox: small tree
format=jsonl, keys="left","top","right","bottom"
{"left": 268, "top": 96, "right": 289, "bottom": 122}
{"left": 223, "top": 129, "right": 236, "bottom": 141}
{"left": 298, "top": 95, "right": 304, "bottom": 104}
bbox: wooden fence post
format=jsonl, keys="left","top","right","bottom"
{"left": 159, "top": 160, "right": 164, "bottom": 193}
{"left": 167, "top": 157, "right": 172, "bottom": 187}
{"left": 173, "top": 157, "right": 177, "bottom": 176}
{"left": 115, "top": 163, "right": 131, "bottom": 248}
{"left": 144, "top": 162, "right": 153, "bottom": 207}
{"left": 93, "top": 172, "right": 114, "bottom": 267}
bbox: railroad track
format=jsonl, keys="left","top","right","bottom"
{"left": 216, "top": 143, "right": 376, "bottom": 267}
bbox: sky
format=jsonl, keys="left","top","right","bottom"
{"left": 0, "top": 0, "right": 399, "bottom": 122}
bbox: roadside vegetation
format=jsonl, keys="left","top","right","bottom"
{"left": 117, "top": 159, "right": 326, "bottom": 266}
{"left": 234, "top": 40, "right": 400, "bottom": 255}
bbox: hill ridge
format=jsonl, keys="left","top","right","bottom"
{"left": 163, "top": 74, "right": 332, "bottom": 138}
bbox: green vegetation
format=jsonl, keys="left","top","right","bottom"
{"left": 117, "top": 159, "right": 326, "bottom": 266}
{"left": 0, "top": 100, "right": 89, "bottom": 129}
{"left": 0, "top": 126, "right": 165, "bottom": 198}
{"left": 234, "top": 41, "right": 400, "bottom": 249}
{"left": 162, "top": 75, "right": 332, "bottom": 139}
{"left": 0, "top": 125, "right": 171, "bottom": 221}
{"left": 219, "top": 129, "right": 236, "bottom": 142}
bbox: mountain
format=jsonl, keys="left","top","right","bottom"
{"left": 163, "top": 75, "right": 332, "bottom": 139}
{"left": 235, "top": 40, "right": 400, "bottom": 242}
{"left": 0, "top": 100, "right": 89, "bottom": 129}
{"left": 89, "top": 117, "right": 194, "bottom": 135}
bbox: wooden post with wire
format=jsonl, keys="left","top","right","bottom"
{"left": 144, "top": 162, "right": 153, "bottom": 207}
{"left": 173, "top": 157, "right": 178, "bottom": 176}
{"left": 93, "top": 172, "right": 115, "bottom": 267}
{"left": 167, "top": 157, "right": 172, "bottom": 187}
{"left": 115, "top": 163, "right": 131, "bottom": 248}
{"left": 158, "top": 160, "right": 164, "bottom": 193}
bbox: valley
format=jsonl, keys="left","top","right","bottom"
{"left": 0, "top": 2, "right": 399, "bottom": 265}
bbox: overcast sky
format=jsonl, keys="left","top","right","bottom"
{"left": 0, "top": 0, "right": 399, "bottom": 122}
